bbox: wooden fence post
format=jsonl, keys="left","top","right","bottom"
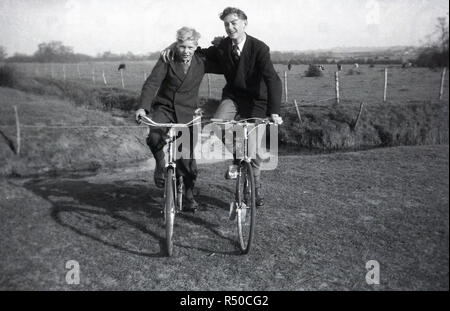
{"left": 383, "top": 67, "right": 388, "bottom": 102}
{"left": 294, "top": 99, "right": 302, "bottom": 123}
{"left": 284, "top": 71, "right": 288, "bottom": 104}
{"left": 207, "top": 74, "right": 211, "bottom": 99}
{"left": 439, "top": 67, "right": 447, "bottom": 100}
{"left": 102, "top": 70, "right": 107, "bottom": 85}
{"left": 335, "top": 71, "right": 340, "bottom": 104}
{"left": 120, "top": 69, "right": 125, "bottom": 88}
{"left": 14, "top": 106, "right": 20, "bottom": 155}
{"left": 353, "top": 102, "right": 365, "bottom": 129}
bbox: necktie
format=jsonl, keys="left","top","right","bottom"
{"left": 232, "top": 44, "right": 240, "bottom": 65}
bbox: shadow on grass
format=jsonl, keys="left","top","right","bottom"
{"left": 23, "top": 177, "right": 168, "bottom": 257}
{"left": 23, "top": 176, "right": 241, "bottom": 257}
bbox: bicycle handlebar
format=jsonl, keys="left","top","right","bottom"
{"left": 210, "top": 117, "right": 275, "bottom": 125}
{"left": 138, "top": 115, "right": 202, "bottom": 128}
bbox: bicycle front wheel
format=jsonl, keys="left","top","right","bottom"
{"left": 164, "top": 167, "right": 176, "bottom": 256}
{"left": 236, "top": 161, "right": 256, "bottom": 254}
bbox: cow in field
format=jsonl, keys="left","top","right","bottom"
{"left": 354, "top": 63, "right": 359, "bottom": 68}
{"left": 402, "top": 62, "right": 413, "bottom": 68}
{"left": 118, "top": 63, "right": 126, "bottom": 71}
{"left": 337, "top": 64, "right": 342, "bottom": 71}
{"left": 288, "top": 63, "right": 292, "bottom": 71}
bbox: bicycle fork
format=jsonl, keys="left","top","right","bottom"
{"left": 166, "top": 128, "right": 184, "bottom": 213}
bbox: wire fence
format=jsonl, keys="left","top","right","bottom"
{"left": 12, "top": 62, "right": 449, "bottom": 108}
{"left": 2, "top": 60, "right": 448, "bottom": 163}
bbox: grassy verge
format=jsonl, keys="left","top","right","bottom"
{"left": 0, "top": 87, "right": 149, "bottom": 177}
{"left": 1, "top": 68, "right": 448, "bottom": 177}
{"left": 278, "top": 100, "right": 449, "bottom": 150}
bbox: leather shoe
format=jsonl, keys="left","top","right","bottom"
{"left": 183, "top": 187, "right": 198, "bottom": 212}
{"left": 183, "top": 198, "right": 198, "bottom": 213}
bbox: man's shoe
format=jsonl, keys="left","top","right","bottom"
{"left": 183, "top": 187, "right": 198, "bottom": 212}
{"left": 224, "top": 164, "right": 239, "bottom": 180}
{"left": 255, "top": 185, "right": 264, "bottom": 208}
{"left": 154, "top": 161, "right": 165, "bottom": 189}
{"left": 183, "top": 198, "right": 198, "bottom": 213}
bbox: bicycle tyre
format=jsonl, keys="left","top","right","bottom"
{"left": 236, "top": 161, "right": 256, "bottom": 254}
{"left": 165, "top": 167, "right": 176, "bottom": 256}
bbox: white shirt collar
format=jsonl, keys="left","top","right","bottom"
{"left": 232, "top": 34, "right": 247, "bottom": 56}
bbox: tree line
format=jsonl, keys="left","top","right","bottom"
{"left": 0, "top": 42, "right": 408, "bottom": 65}
{"left": 1, "top": 15, "right": 447, "bottom": 67}
{"left": 0, "top": 41, "right": 161, "bottom": 63}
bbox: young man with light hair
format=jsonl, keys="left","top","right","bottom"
{"left": 136, "top": 27, "right": 220, "bottom": 211}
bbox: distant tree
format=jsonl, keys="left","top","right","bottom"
{"left": 7, "top": 53, "right": 33, "bottom": 62}
{"left": 415, "top": 14, "right": 449, "bottom": 67}
{"left": 97, "top": 51, "right": 121, "bottom": 61}
{"left": 0, "top": 46, "right": 7, "bottom": 61}
{"left": 33, "top": 41, "right": 75, "bottom": 62}
{"left": 436, "top": 15, "right": 449, "bottom": 53}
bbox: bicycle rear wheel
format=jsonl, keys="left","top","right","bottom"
{"left": 236, "top": 161, "right": 256, "bottom": 254}
{"left": 164, "top": 167, "right": 176, "bottom": 256}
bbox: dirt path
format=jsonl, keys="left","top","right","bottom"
{"left": 0, "top": 145, "right": 448, "bottom": 290}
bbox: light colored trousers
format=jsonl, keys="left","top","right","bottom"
{"left": 213, "top": 99, "right": 266, "bottom": 182}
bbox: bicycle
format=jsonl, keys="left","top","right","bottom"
{"left": 210, "top": 118, "right": 275, "bottom": 254}
{"left": 138, "top": 113, "right": 201, "bottom": 257}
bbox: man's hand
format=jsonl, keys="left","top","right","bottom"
{"left": 211, "top": 36, "right": 225, "bottom": 47}
{"left": 135, "top": 108, "right": 147, "bottom": 124}
{"left": 194, "top": 108, "right": 204, "bottom": 117}
{"left": 270, "top": 114, "right": 283, "bottom": 125}
{"left": 160, "top": 42, "right": 177, "bottom": 63}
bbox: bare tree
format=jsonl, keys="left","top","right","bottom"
{"left": 416, "top": 14, "right": 449, "bottom": 67}
{"left": 436, "top": 15, "right": 449, "bottom": 52}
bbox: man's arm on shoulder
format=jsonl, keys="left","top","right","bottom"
{"left": 201, "top": 52, "right": 223, "bottom": 74}
{"left": 138, "top": 57, "right": 167, "bottom": 111}
{"left": 256, "top": 44, "right": 282, "bottom": 115}
{"left": 195, "top": 36, "right": 223, "bottom": 62}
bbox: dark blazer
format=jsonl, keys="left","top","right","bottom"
{"left": 203, "top": 34, "right": 282, "bottom": 118}
{"left": 139, "top": 54, "right": 219, "bottom": 124}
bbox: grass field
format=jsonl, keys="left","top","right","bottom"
{"left": 12, "top": 62, "right": 450, "bottom": 106}
{"left": 1, "top": 145, "right": 448, "bottom": 290}
{"left": 0, "top": 63, "right": 448, "bottom": 291}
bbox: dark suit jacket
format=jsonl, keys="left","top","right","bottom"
{"left": 139, "top": 54, "right": 220, "bottom": 124}
{"left": 203, "top": 34, "right": 282, "bottom": 118}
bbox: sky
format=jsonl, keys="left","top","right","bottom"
{"left": 0, "top": 0, "right": 448, "bottom": 56}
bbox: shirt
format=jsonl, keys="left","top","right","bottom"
{"left": 231, "top": 34, "right": 247, "bottom": 57}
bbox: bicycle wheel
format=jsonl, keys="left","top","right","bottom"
{"left": 236, "top": 161, "right": 256, "bottom": 254}
{"left": 164, "top": 167, "right": 176, "bottom": 256}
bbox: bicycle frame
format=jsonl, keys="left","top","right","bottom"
{"left": 139, "top": 114, "right": 201, "bottom": 213}
{"left": 210, "top": 118, "right": 273, "bottom": 164}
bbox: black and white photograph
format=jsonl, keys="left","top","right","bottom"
{"left": 0, "top": 0, "right": 448, "bottom": 296}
